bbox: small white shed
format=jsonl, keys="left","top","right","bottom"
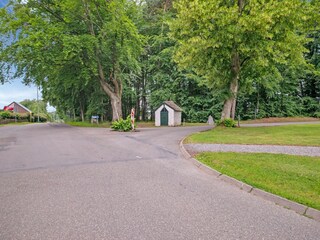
{"left": 155, "top": 101, "right": 182, "bottom": 127}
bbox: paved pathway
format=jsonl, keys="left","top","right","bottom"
{"left": 185, "top": 143, "right": 320, "bottom": 156}
{"left": 0, "top": 123, "right": 319, "bottom": 240}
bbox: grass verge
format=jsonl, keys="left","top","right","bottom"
{"left": 186, "top": 124, "right": 320, "bottom": 146}
{"left": 135, "top": 122, "right": 207, "bottom": 127}
{"left": 196, "top": 152, "right": 320, "bottom": 210}
{"left": 241, "top": 117, "right": 319, "bottom": 124}
{"left": 66, "top": 121, "right": 111, "bottom": 128}
{"left": 66, "top": 121, "right": 208, "bottom": 128}
{"left": 0, "top": 122, "right": 33, "bottom": 127}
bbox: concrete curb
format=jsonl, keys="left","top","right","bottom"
{"left": 179, "top": 137, "right": 320, "bottom": 222}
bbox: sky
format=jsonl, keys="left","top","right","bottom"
{"left": 0, "top": 81, "right": 42, "bottom": 108}
{"left": 0, "top": 1, "right": 37, "bottom": 109}
{"left": 0, "top": 0, "right": 7, "bottom": 8}
{"left": 0, "top": 0, "right": 55, "bottom": 112}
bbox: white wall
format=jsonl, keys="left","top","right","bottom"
{"left": 167, "top": 106, "right": 175, "bottom": 126}
{"left": 155, "top": 104, "right": 181, "bottom": 127}
{"left": 174, "top": 111, "right": 182, "bottom": 126}
{"left": 155, "top": 105, "right": 164, "bottom": 127}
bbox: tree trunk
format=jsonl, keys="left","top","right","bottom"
{"left": 79, "top": 98, "right": 85, "bottom": 122}
{"left": 80, "top": 107, "right": 85, "bottom": 122}
{"left": 82, "top": 0, "right": 123, "bottom": 121}
{"left": 221, "top": 51, "right": 240, "bottom": 120}
{"left": 221, "top": 1, "right": 245, "bottom": 121}
{"left": 141, "top": 95, "right": 147, "bottom": 121}
{"left": 110, "top": 96, "right": 122, "bottom": 122}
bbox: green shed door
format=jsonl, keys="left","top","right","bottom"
{"left": 160, "top": 107, "right": 168, "bottom": 126}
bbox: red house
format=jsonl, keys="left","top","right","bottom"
{"left": 4, "top": 102, "right": 32, "bottom": 114}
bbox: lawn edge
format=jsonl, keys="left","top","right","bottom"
{"left": 179, "top": 137, "right": 320, "bottom": 222}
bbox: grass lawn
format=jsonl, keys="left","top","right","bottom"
{"left": 186, "top": 124, "right": 320, "bottom": 146}
{"left": 183, "top": 122, "right": 208, "bottom": 126}
{"left": 196, "top": 152, "right": 320, "bottom": 210}
{"left": 241, "top": 117, "right": 320, "bottom": 124}
{"left": 0, "top": 122, "right": 32, "bottom": 127}
{"left": 136, "top": 121, "right": 155, "bottom": 128}
{"left": 66, "top": 121, "right": 208, "bottom": 128}
{"left": 134, "top": 122, "right": 207, "bottom": 128}
{"left": 66, "top": 121, "right": 111, "bottom": 128}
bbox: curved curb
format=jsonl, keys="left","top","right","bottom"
{"left": 179, "top": 137, "right": 320, "bottom": 222}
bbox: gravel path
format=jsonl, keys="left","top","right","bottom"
{"left": 184, "top": 143, "right": 320, "bottom": 157}
{"left": 241, "top": 121, "right": 320, "bottom": 127}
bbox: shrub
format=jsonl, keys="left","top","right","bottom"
{"left": 17, "top": 113, "right": 30, "bottom": 120}
{"left": 314, "top": 112, "right": 320, "bottom": 118}
{"left": 32, "top": 113, "right": 48, "bottom": 122}
{"left": 217, "top": 118, "right": 237, "bottom": 128}
{"left": 0, "top": 111, "right": 32, "bottom": 122}
{"left": 111, "top": 115, "right": 133, "bottom": 132}
{"left": 0, "top": 111, "right": 12, "bottom": 119}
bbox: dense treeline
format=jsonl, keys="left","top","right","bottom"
{"left": 0, "top": 0, "right": 319, "bottom": 122}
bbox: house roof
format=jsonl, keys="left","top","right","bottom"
{"left": 8, "top": 101, "right": 32, "bottom": 113}
{"left": 164, "top": 101, "right": 183, "bottom": 112}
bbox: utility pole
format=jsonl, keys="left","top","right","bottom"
{"left": 37, "top": 86, "right": 40, "bottom": 122}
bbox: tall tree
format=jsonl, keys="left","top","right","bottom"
{"left": 0, "top": 0, "right": 142, "bottom": 121}
{"left": 170, "top": 0, "right": 317, "bottom": 120}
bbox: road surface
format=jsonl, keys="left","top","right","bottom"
{"left": 0, "top": 123, "right": 319, "bottom": 240}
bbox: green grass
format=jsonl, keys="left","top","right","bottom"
{"left": 66, "top": 121, "right": 111, "bottom": 128}
{"left": 183, "top": 122, "right": 208, "bottom": 126}
{"left": 196, "top": 152, "right": 320, "bottom": 210}
{"left": 0, "top": 122, "right": 33, "bottom": 127}
{"left": 66, "top": 121, "right": 207, "bottom": 128}
{"left": 186, "top": 124, "right": 320, "bottom": 146}
{"left": 135, "top": 122, "right": 207, "bottom": 127}
{"left": 135, "top": 121, "right": 155, "bottom": 128}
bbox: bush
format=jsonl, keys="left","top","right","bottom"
{"left": 17, "top": 113, "right": 30, "bottom": 120}
{"left": 314, "top": 112, "right": 320, "bottom": 118}
{"left": 32, "top": 113, "right": 48, "bottom": 122}
{"left": 217, "top": 118, "right": 237, "bottom": 127}
{"left": 0, "top": 111, "right": 32, "bottom": 122}
{"left": 0, "top": 111, "right": 12, "bottom": 119}
{"left": 111, "top": 115, "right": 133, "bottom": 132}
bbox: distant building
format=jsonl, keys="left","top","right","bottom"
{"left": 155, "top": 101, "right": 182, "bottom": 127}
{"left": 4, "top": 102, "right": 32, "bottom": 114}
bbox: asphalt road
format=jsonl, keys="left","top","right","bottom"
{"left": 0, "top": 123, "right": 319, "bottom": 240}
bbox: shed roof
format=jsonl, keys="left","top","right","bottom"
{"left": 164, "top": 101, "right": 182, "bottom": 112}
{"left": 8, "top": 101, "right": 32, "bottom": 113}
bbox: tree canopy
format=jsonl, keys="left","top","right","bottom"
{"left": 0, "top": 0, "right": 142, "bottom": 121}
{"left": 170, "top": 0, "right": 319, "bottom": 120}
{"left": 0, "top": 0, "right": 319, "bottom": 122}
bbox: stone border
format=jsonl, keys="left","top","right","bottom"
{"left": 179, "top": 137, "right": 320, "bottom": 222}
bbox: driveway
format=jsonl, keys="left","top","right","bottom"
{"left": 0, "top": 123, "right": 319, "bottom": 240}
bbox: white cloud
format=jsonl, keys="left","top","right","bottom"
{"left": 0, "top": 82, "right": 40, "bottom": 108}
{"left": 0, "top": 81, "right": 56, "bottom": 112}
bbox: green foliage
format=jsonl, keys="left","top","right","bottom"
{"left": 0, "top": 111, "right": 31, "bottom": 121}
{"left": 111, "top": 115, "right": 133, "bottom": 132}
{"left": 1, "top": 0, "right": 320, "bottom": 122}
{"left": 32, "top": 113, "right": 47, "bottom": 122}
{"left": 0, "top": 0, "right": 143, "bottom": 121}
{"left": 314, "top": 112, "right": 320, "bottom": 118}
{"left": 20, "top": 99, "right": 47, "bottom": 114}
{"left": 16, "top": 113, "right": 30, "bottom": 120}
{"left": 170, "top": 0, "right": 317, "bottom": 118}
{"left": 0, "top": 111, "right": 11, "bottom": 119}
{"left": 217, "top": 118, "right": 237, "bottom": 128}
